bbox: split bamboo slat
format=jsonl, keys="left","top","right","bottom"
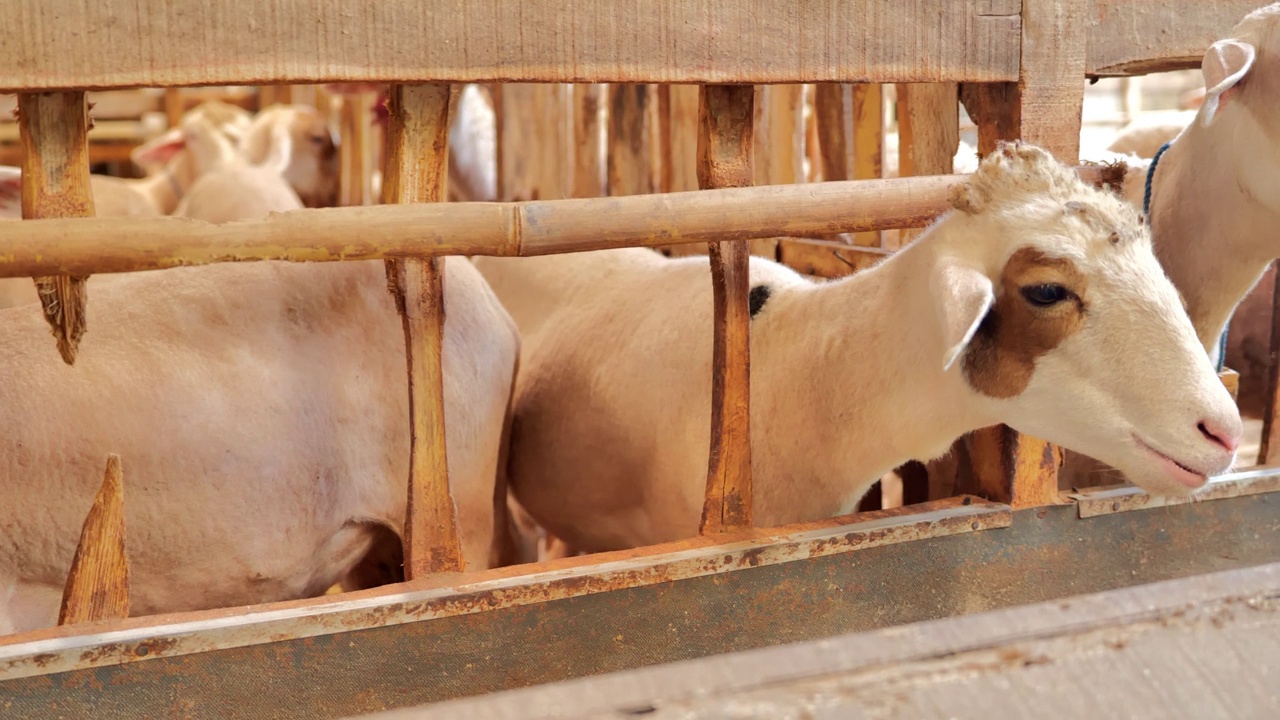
{"left": 57, "top": 454, "right": 130, "bottom": 626}
{"left": 697, "top": 85, "right": 755, "bottom": 535}
{"left": 17, "top": 92, "right": 94, "bottom": 365}
{"left": 382, "top": 84, "right": 464, "bottom": 578}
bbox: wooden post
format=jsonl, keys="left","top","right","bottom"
{"left": 851, "top": 84, "right": 885, "bottom": 247}
{"left": 18, "top": 92, "right": 94, "bottom": 365}
{"left": 339, "top": 91, "right": 374, "bottom": 207}
{"left": 778, "top": 83, "right": 852, "bottom": 276}
{"left": 58, "top": 454, "right": 129, "bottom": 625}
{"left": 698, "top": 85, "right": 754, "bottom": 535}
{"left": 752, "top": 84, "right": 803, "bottom": 260}
{"left": 383, "top": 84, "right": 464, "bottom": 578}
{"left": 496, "top": 84, "right": 572, "bottom": 202}
{"left": 660, "top": 84, "right": 704, "bottom": 257}
{"left": 163, "top": 88, "right": 184, "bottom": 129}
{"left": 572, "top": 84, "right": 607, "bottom": 199}
{"left": 894, "top": 83, "right": 959, "bottom": 247}
{"left": 607, "top": 84, "right": 654, "bottom": 198}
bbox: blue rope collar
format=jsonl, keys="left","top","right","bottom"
{"left": 1144, "top": 141, "right": 1229, "bottom": 372}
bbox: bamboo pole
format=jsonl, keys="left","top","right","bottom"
{"left": 339, "top": 91, "right": 374, "bottom": 207}
{"left": 382, "top": 84, "right": 464, "bottom": 578}
{"left": 58, "top": 454, "right": 130, "bottom": 626}
{"left": 698, "top": 84, "right": 754, "bottom": 535}
{"left": 0, "top": 166, "right": 1118, "bottom": 280}
{"left": 18, "top": 91, "right": 95, "bottom": 365}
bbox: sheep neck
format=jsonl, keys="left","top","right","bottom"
{"left": 754, "top": 231, "right": 987, "bottom": 516}
{"left": 1150, "top": 130, "right": 1279, "bottom": 360}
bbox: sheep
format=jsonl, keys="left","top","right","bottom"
{"left": 1105, "top": 110, "right": 1195, "bottom": 160}
{"left": 472, "top": 142, "right": 1241, "bottom": 553}
{"left": 0, "top": 110, "right": 522, "bottom": 634}
{"left": 238, "top": 103, "right": 339, "bottom": 208}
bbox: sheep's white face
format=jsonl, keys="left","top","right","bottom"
{"left": 242, "top": 105, "right": 339, "bottom": 208}
{"left": 939, "top": 143, "right": 1241, "bottom": 497}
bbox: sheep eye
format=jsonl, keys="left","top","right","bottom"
{"left": 1021, "top": 283, "right": 1069, "bottom": 307}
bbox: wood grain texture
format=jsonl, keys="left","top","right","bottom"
{"left": 659, "top": 84, "right": 704, "bottom": 257}
{"left": 338, "top": 91, "right": 375, "bottom": 207}
{"left": 382, "top": 84, "right": 464, "bottom": 578}
{"left": 606, "top": 84, "right": 654, "bottom": 198}
{"left": 778, "top": 83, "right": 850, "bottom": 275}
{"left": 852, "top": 84, "right": 885, "bottom": 247}
{"left": 754, "top": 84, "right": 804, "bottom": 260}
{"left": 698, "top": 84, "right": 754, "bottom": 535}
{"left": 1017, "top": 0, "right": 1087, "bottom": 162}
{"left": 18, "top": 92, "right": 94, "bottom": 365}
{"left": 0, "top": 1, "right": 1020, "bottom": 90}
{"left": 894, "top": 83, "right": 959, "bottom": 247}
{"left": 497, "top": 84, "right": 572, "bottom": 202}
{"left": 571, "top": 84, "right": 606, "bottom": 199}
{"left": 1088, "top": 0, "right": 1263, "bottom": 76}
{"left": 58, "top": 454, "right": 129, "bottom": 626}
{"left": 0, "top": 167, "right": 1117, "bottom": 279}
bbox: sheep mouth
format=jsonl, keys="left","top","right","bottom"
{"left": 1132, "top": 434, "right": 1211, "bottom": 489}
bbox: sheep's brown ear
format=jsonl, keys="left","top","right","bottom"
{"left": 1201, "top": 39, "right": 1255, "bottom": 126}
{"left": 933, "top": 259, "right": 994, "bottom": 371}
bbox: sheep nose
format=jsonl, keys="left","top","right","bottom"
{"left": 1198, "top": 419, "right": 1240, "bottom": 454}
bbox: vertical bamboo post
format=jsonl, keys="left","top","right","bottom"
{"left": 18, "top": 92, "right": 94, "bottom": 365}
{"left": 607, "top": 84, "right": 654, "bottom": 198}
{"left": 572, "top": 84, "right": 607, "bottom": 199}
{"left": 58, "top": 454, "right": 130, "bottom": 626}
{"left": 163, "top": 89, "right": 184, "bottom": 129}
{"left": 698, "top": 85, "right": 754, "bottom": 535}
{"left": 383, "top": 84, "right": 463, "bottom": 578}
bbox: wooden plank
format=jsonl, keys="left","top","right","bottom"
{"left": 894, "top": 83, "right": 958, "bottom": 247}
{"left": 57, "top": 454, "right": 130, "bottom": 626}
{"left": 495, "top": 84, "right": 571, "bottom": 202}
{"left": 851, "top": 84, "right": 884, "bottom": 247}
{"left": 571, "top": 84, "right": 606, "bottom": 199}
{"left": 18, "top": 92, "right": 94, "bottom": 365}
{"left": 1088, "top": 1, "right": 1262, "bottom": 76}
{"left": 606, "top": 84, "right": 654, "bottom": 197}
{"left": 382, "top": 84, "right": 463, "bottom": 578}
{"left": 660, "top": 84, "right": 704, "bottom": 257}
{"left": 386, "top": 562, "right": 1280, "bottom": 720}
{"left": 777, "top": 83, "right": 850, "bottom": 276}
{"left": 698, "top": 84, "right": 754, "bottom": 535}
{"left": 754, "top": 84, "right": 803, "bottom": 260}
{"left": 0, "top": 1, "right": 1021, "bottom": 90}
{"left": 0, "top": 167, "right": 1120, "bottom": 279}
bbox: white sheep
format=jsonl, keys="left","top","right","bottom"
{"left": 0, "top": 111, "right": 522, "bottom": 634}
{"left": 239, "top": 103, "right": 339, "bottom": 208}
{"left": 473, "top": 142, "right": 1241, "bottom": 553}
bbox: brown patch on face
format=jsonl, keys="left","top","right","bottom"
{"left": 963, "top": 247, "right": 1089, "bottom": 398}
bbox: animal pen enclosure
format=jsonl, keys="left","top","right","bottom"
{"left": 0, "top": 1, "right": 1278, "bottom": 718}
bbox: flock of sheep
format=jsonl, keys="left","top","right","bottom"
{"left": 0, "top": 3, "right": 1276, "bottom": 640}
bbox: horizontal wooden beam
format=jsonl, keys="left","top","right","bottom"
{"left": 0, "top": 1, "right": 1019, "bottom": 90}
{"left": 0, "top": 166, "right": 1118, "bottom": 279}
{"left": 1087, "top": 1, "right": 1260, "bottom": 76}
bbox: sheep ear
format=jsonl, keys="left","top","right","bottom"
{"left": 131, "top": 127, "right": 186, "bottom": 170}
{"left": 933, "top": 260, "right": 994, "bottom": 372}
{"left": 1200, "top": 39, "right": 1256, "bottom": 126}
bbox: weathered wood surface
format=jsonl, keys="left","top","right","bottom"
{"left": 752, "top": 84, "right": 803, "bottom": 260}
{"left": 0, "top": 1, "right": 1020, "bottom": 90}
{"left": 338, "top": 91, "right": 374, "bottom": 207}
{"left": 606, "top": 84, "right": 654, "bottom": 197}
{"left": 698, "top": 84, "right": 754, "bottom": 535}
{"left": 1260, "top": 267, "right": 1280, "bottom": 464}
{"left": 18, "top": 92, "right": 94, "bottom": 365}
{"left": 894, "top": 83, "right": 958, "bottom": 247}
{"left": 571, "top": 84, "right": 606, "bottom": 199}
{"left": 497, "top": 84, "right": 572, "bottom": 202}
{"left": 0, "top": 167, "right": 1119, "bottom": 279}
{"left": 376, "top": 561, "right": 1280, "bottom": 720}
{"left": 57, "top": 455, "right": 130, "bottom": 626}
{"left": 1087, "top": 0, "right": 1264, "bottom": 76}
{"left": 382, "top": 84, "right": 463, "bottom": 577}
